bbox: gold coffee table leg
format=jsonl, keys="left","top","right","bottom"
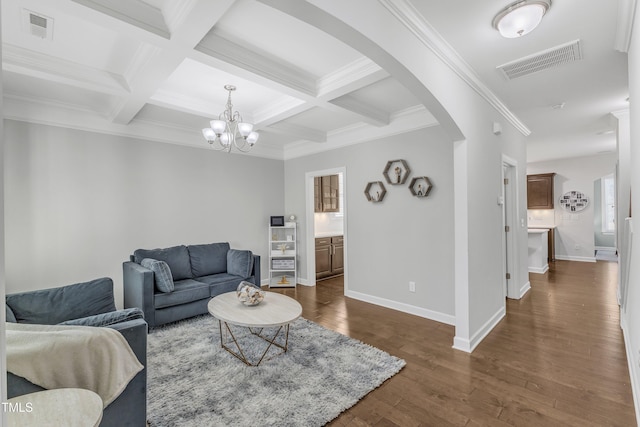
{"left": 218, "top": 320, "right": 291, "bottom": 366}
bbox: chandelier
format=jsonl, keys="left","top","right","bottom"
{"left": 201, "top": 85, "right": 259, "bottom": 152}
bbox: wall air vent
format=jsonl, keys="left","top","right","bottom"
{"left": 22, "top": 9, "right": 54, "bottom": 40}
{"left": 497, "top": 39, "right": 582, "bottom": 80}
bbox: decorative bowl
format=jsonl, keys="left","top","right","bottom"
{"left": 236, "top": 281, "right": 265, "bottom": 306}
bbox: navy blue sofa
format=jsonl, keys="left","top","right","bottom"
{"left": 123, "top": 242, "right": 260, "bottom": 328}
{"left": 5, "top": 277, "right": 148, "bottom": 427}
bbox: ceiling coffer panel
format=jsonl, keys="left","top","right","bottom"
{"left": 497, "top": 39, "right": 583, "bottom": 80}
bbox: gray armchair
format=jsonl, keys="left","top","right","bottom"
{"left": 5, "top": 277, "right": 147, "bottom": 427}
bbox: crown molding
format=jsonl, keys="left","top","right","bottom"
{"left": 4, "top": 94, "right": 285, "bottom": 160}
{"left": 2, "top": 44, "right": 129, "bottom": 96}
{"left": 378, "top": 0, "right": 531, "bottom": 136}
{"left": 615, "top": 0, "right": 637, "bottom": 52}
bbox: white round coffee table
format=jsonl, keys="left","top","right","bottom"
{"left": 208, "top": 291, "right": 302, "bottom": 366}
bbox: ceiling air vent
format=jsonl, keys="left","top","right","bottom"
{"left": 22, "top": 9, "right": 54, "bottom": 40}
{"left": 497, "top": 39, "right": 582, "bottom": 80}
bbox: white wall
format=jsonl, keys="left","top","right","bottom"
{"left": 527, "top": 154, "right": 617, "bottom": 262}
{"left": 4, "top": 120, "right": 284, "bottom": 306}
{"left": 621, "top": 3, "right": 640, "bottom": 422}
{"left": 285, "top": 127, "right": 456, "bottom": 323}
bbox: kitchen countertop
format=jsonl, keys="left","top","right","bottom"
{"left": 528, "top": 228, "right": 549, "bottom": 233}
{"left": 315, "top": 232, "right": 343, "bottom": 238}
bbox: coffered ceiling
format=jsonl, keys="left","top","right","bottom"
{"left": 1, "top": 0, "right": 630, "bottom": 162}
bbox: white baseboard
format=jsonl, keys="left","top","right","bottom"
{"left": 453, "top": 305, "right": 506, "bottom": 353}
{"left": 595, "top": 246, "right": 616, "bottom": 251}
{"left": 528, "top": 264, "right": 549, "bottom": 274}
{"left": 297, "top": 277, "right": 313, "bottom": 286}
{"left": 519, "top": 281, "right": 531, "bottom": 298}
{"left": 345, "top": 289, "right": 455, "bottom": 326}
{"left": 620, "top": 316, "right": 640, "bottom": 425}
{"left": 554, "top": 255, "right": 596, "bottom": 263}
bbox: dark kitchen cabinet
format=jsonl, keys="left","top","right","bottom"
{"left": 315, "top": 235, "right": 344, "bottom": 280}
{"left": 314, "top": 175, "right": 339, "bottom": 213}
{"left": 527, "top": 173, "right": 555, "bottom": 209}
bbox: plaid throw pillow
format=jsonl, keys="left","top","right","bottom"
{"left": 141, "top": 258, "right": 175, "bottom": 293}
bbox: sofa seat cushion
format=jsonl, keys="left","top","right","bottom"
{"left": 197, "top": 273, "right": 247, "bottom": 296}
{"left": 6, "top": 278, "right": 116, "bottom": 324}
{"left": 227, "top": 249, "right": 253, "bottom": 278}
{"left": 59, "top": 308, "right": 144, "bottom": 327}
{"left": 187, "top": 243, "right": 230, "bottom": 277}
{"left": 154, "top": 279, "right": 209, "bottom": 309}
{"left": 134, "top": 245, "right": 192, "bottom": 281}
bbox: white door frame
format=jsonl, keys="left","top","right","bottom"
{"left": 502, "top": 155, "right": 521, "bottom": 299}
{"left": 304, "top": 167, "right": 347, "bottom": 290}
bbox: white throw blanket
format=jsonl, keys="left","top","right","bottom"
{"left": 6, "top": 322, "right": 144, "bottom": 407}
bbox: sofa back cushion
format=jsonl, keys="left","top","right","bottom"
{"left": 187, "top": 243, "right": 230, "bottom": 277}
{"left": 134, "top": 245, "right": 192, "bottom": 281}
{"left": 227, "top": 249, "right": 253, "bottom": 278}
{"left": 6, "top": 277, "right": 117, "bottom": 324}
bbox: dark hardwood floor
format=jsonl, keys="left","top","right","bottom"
{"left": 270, "top": 260, "right": 636, "bottom": 426}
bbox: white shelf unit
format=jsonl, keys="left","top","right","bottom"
{"left": 269, "top": 223, "right": 297, "bottom": 288}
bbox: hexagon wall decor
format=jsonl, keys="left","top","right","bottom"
{"left": 409, "top": 176, "right": 433, "bottom": 198}
{"left": 382, "top": 159, "right": 410, "bottom": 185}
{"left": 364, "top": 181, "right": 387, "bottom": 202}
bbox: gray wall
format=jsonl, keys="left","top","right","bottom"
{"left": 285, "top": 126, "right": 455, "bottom": 321}
{"left": 4, "top": 120, "right": 284, "bottom": 306}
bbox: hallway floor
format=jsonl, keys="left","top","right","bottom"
{"left": 270, "top": 261, "right": 635, "bottom": 426}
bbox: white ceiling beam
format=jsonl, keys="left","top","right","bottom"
{"left": 268, "top": 122, "right": 326, "bottom": 143}
{"left": 194, "top": 36, "right": 391, "bottom": 128}
{"left": 71, "top": 0, "right": 169, "bottom": 38}
{"left": 195, "top": 32, "right": 317, "bottom": 97}
{"left": 106, "top": 0, "right": 236, "bottom": 124}
{"left": 2, "top": 44, "right": 129, "bottom": 96}
{"left": 316, "top": 57, "right": 389, "bottom": 99}
{"left": 329, "top": 95, "right": 389, "bottom": 126}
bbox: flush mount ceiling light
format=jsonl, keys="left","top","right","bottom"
{"left": 202, "top": 85, "right": 259, "bottom": 153}
{"left": 493, "top": 0, "right": 551, "bottom": 38}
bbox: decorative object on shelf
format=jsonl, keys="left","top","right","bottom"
{"left": 559, "top": 191, "right": 589, "bottom": 213}
{"left": 409, "top": 176, "right": 433, "bottom": 198}
{"left": 382, "top": 159, "right": 411, "bottom": 185}
{"left": 492, "top": 0, "right": 551, "bottom": 38}
{"left": 364, "top": 181, "right": 387, "bottom": 202}
{"left": 270, "top": 216, "right": 285, "bottom": 226}
{"left": 288, "top": 214, "right": 296, "bottom": 222}
{"left": 236, "top": 281, "right": 265, "bottom": 306}
{"left": 277, "top": 276, "right": 290, "bottom": 285}
{"left": 277, "top": 243, "right": 289, "bottom": 254}
{"left": 201, "top": 85, "right": 259, "bottom": 153}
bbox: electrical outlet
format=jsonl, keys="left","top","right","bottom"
{"left": 409, "top": 281, "right": 416, "bottom": 292}
{"left": 575, "top": 244, "right": 581, "bottom": 250}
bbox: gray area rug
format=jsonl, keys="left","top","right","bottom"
{"left": 147, "top": 315, "right": 405, "bottom": 426}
